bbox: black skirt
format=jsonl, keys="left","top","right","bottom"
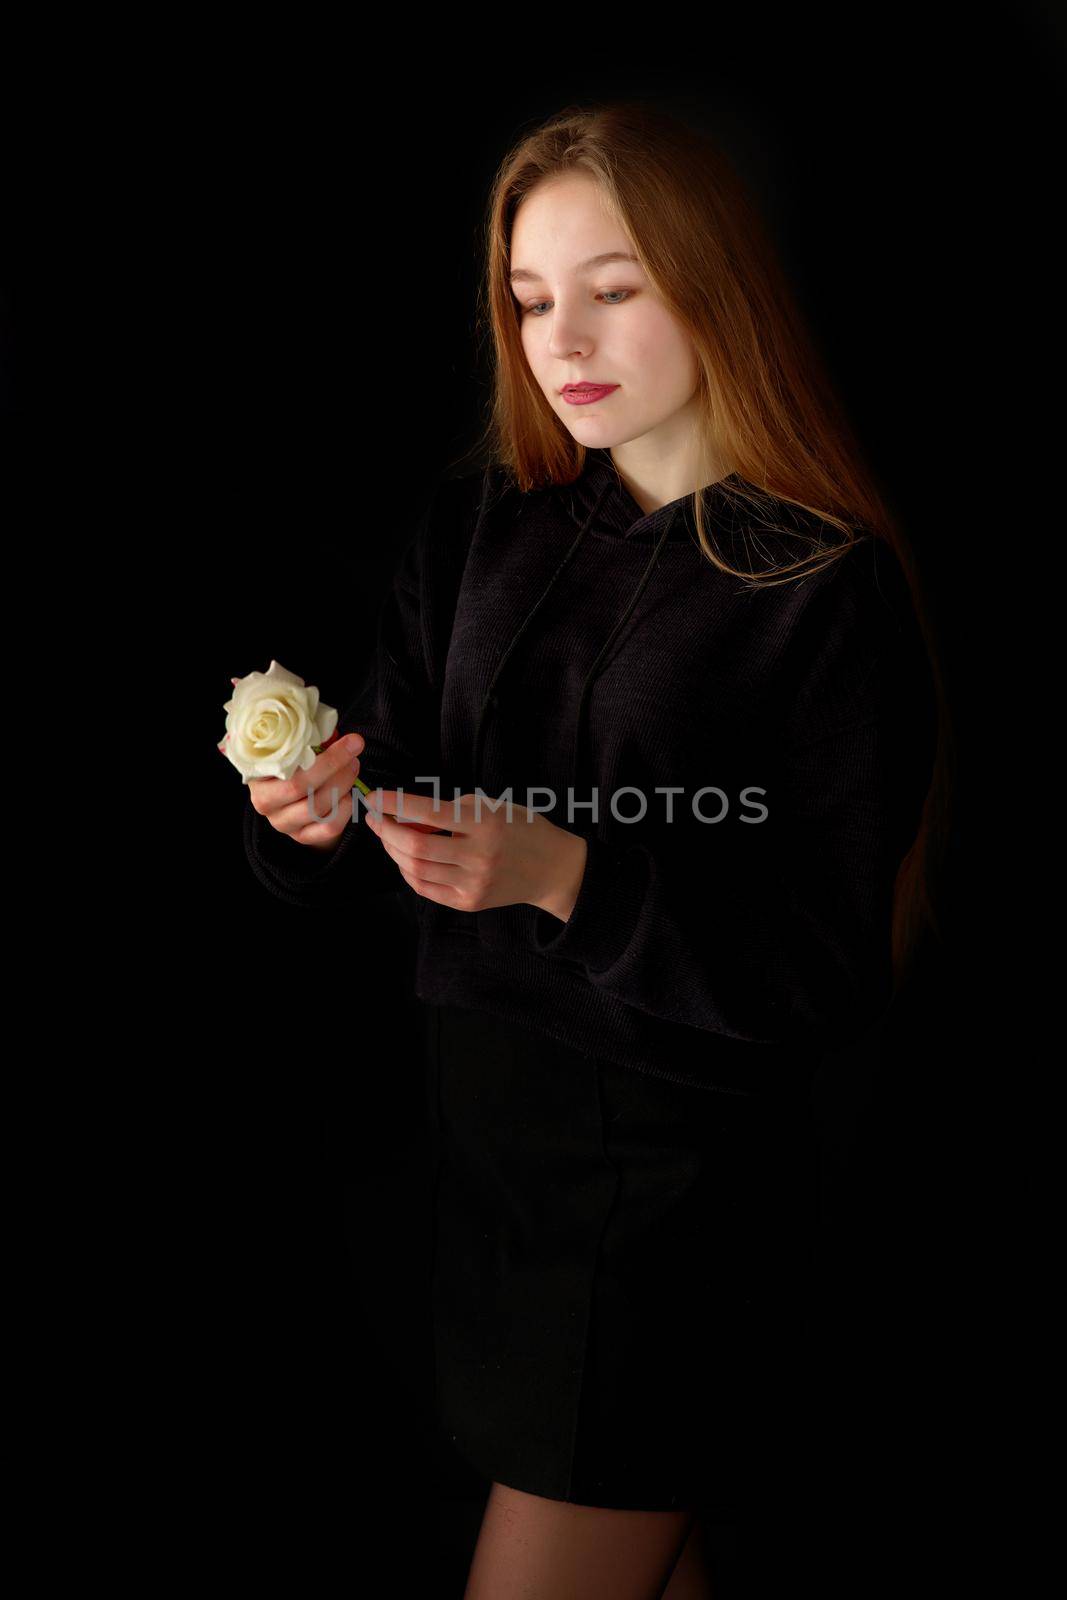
{"left": 424, "top": 999, "right": 821, "bottom": 1516}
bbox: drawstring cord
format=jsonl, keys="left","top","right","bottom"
{"left": 471, "top": 474, "right": 677, "bottom": 831}
{"left": 470, "top": 477, "right": 613, "bottom": 789}
{"left": 569, "top": 516, "right": 674, "bottom": 809}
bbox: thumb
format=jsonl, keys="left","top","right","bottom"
{"left": 321, "top": 728, "right": 365, "bottom": 754}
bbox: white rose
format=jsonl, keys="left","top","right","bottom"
{"left": 219, "top": 660, "right": 339, "bottom": 784}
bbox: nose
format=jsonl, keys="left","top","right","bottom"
{"left": 545, "top": 310, "right": 593, "bottom": 363}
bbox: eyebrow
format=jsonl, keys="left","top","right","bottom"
{"left": 508, "top": 251, "right": 642, "bottom": 285}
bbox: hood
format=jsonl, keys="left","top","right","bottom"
{"left": 467, "top": 449, "right": 845, "bottom": 812}
{"left": 559, "top": 446, "right": 745, "bottom": 544}
{"left": 471, "top": 450, "right": 728, "bottom": 810}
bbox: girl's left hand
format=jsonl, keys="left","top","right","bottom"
{"left": 362, "top": 790, "right": 588, "bottom": 922}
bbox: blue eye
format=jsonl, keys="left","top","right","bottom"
{"left": 522, "top": 289, "right": 635, "bottom": 317}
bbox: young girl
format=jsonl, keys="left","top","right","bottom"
{"left": 243, "top": 100, "right": 945, "bottom": 1599}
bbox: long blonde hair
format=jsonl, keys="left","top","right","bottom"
{"left": 453, "top": 98, "right": 954, "bottom": 1002}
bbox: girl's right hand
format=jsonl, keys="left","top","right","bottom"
{"left": 248, "top": 732, "right": 365, "bottom": 852}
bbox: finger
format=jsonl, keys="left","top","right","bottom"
{"left": 368, "top": 824, "right": 466, "bottom": 890}
{"left": 394, "top": 863, "right": 464, "bottom": 907}
{"left": 361, "top": 803, "right": 450, "bottom": 837}
{"left": 248, "top": 733, "right": 363, "bottom": 815}
{"left": 257, "top": 741, "right": 360, "bottom": 816}
{"left": 278, "top": 783, "right": 356, "bottom": 842}
{"left": 364, "top": 808, "right": 460, "bottom": 865}
{"left": 373, "top": 789, "right": 459, "bottom": 828}
{"left": 330, "top": 733, "right": 365, "bottom": 777}
{"left": 270, "top": 736, "right": 363, "bottom": 807}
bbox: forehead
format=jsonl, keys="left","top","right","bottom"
{"left": 509, "top": 175, "right": 638, "bottom": 278}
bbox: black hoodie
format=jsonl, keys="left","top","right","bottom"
{"left": 242, "top": 448, "right": 937, "bottom": 1097}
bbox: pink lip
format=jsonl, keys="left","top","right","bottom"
{"left": 562, "top": 383, "right": 619, "bottom": 405}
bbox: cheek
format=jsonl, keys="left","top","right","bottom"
{"left": 636, "top": 315, "right": 698, "bottom": 397}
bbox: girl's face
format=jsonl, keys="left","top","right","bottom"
{"left": 510, "top": 173, "right": 701, "bottom": 453}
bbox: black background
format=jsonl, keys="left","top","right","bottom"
{"left": 26, "top": 8, "right": 1060, "bottom": 1593}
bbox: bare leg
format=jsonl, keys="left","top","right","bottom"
{"left": 462, "top": 1481, "right": 696, "bottom": 1600}
{"left": 660, "top": 1512, "right": 715, "bottom": 1600}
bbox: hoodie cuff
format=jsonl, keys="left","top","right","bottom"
{"left": 531, "top": 833, "right": 648, "bottom": 974}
